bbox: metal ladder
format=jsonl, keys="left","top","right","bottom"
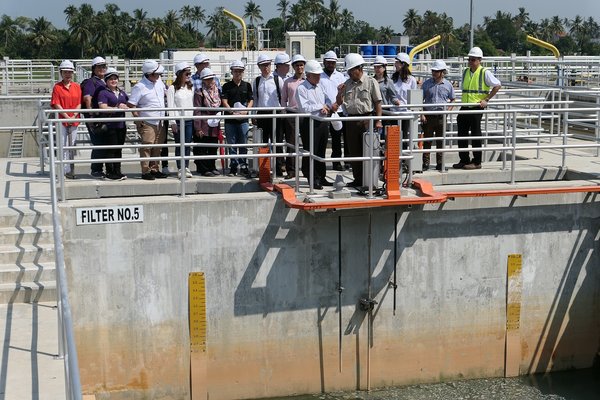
{"left": 8, "top": 129, "right": 24, "bottom": 158}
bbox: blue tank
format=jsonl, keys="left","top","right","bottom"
{"left": 361, "top": 45, "right": 374, "bottom": 56}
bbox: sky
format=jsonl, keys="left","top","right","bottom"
{"left": 4, "top": 0, "right": 600, "bottom": 32}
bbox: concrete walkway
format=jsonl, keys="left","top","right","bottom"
{"left": 0, "top": 158, "right": 66, "bottom": 400}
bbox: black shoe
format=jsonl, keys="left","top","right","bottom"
{"left": 141, "top": 173, "right": 155, "bottom": 180}
{"left": 313, "top": 179, "right": 323, "bottom": 190}
{"left": 436, "top": 164, "right": 443, "bottom": 171}
{"left": 90, "top": 171, "right": 105, "bottom": 179}
{"left": 106, "top": 173, "right": 121, "bottom": 180}
{"left": 332, "top": 162, "right": 344, "bottom": 171}
{"left": 422, "top": 163, "right": 430, "bottom": 171}
{"left": 321, "top": 179, "right": 333, "bottom": 187}
{"left": 453, "top": 162, "right": 468, "bottom": 169}
{"left": 151, "top": 170, "right": 168, "bottom": 179}
{"left": 347, "top": 180, "right": 362, "bottom": 188}
{"left": 228, "top": 166, "right": 238, "bottom": 176}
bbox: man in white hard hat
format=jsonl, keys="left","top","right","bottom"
{"left": 454, "top": 46, "right": 501, "bottom": 170}
{"left": 280, "top": 54, "right": 306, "bottom": 179}
{"left": 421, "top": 60, "right": 455, "bottom": 171}
{"left": 220, "top": 60, "right": 254, "bottom": 176}
{"left": 253, "top": 53, "right": 286, "bottom": 176}
{"left": 336, "top": 53, "right": 383, "bottom": 187}
{"left": 295, "top": 60, "right": 338, "bottom": 190}
{"left": 191, "top": 53, "right": 221, "bottom": 92}
{"left": 51, "top": 60, "right": 81, "bottom": 179}
{"left": 82, "top": 56, "right": 108, "bottom": 178}
{"left": 273, "top": 53, "right": 291, "bottom": 79}
{"left": 321, "top": 50, "right": 347, "bottom": 171}
{"left": 127, "top": 59, "right": 168, "bottom": 180}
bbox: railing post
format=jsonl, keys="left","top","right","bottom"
{"left": 37, "top": 98, "right": 46, "bottom": 174}
{"left": 511, "top": 111, "right": 517, "bottom": 185}
{"left": 179, "top": 116, "right": 186, "bottom": 198}
{"left": 308, "top": 116, "right": 315, "bottom": 194}
{"left": 294, "top": 114, "right": 300, "bottom": 192}
{"left": 562, "top": 92, "right": 569, "bottom": 168}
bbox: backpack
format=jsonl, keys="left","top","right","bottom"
{"left": 255, "top": 75, "right": 281, "bottom": 105}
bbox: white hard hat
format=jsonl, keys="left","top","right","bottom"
{"left": 193, "top": 53, "right": 210, "bottom": 64}
{"left": 304, "top": 60, "right": 324, "bottom": 75}
{"left": 59, "top": 60, "right": 75, "bottom": 71}
{"left": 344, "top": 53, "right": 365, "bottom": 71}
{"left": 468, "top": 46, "right": 483, "bottom": 58}
{"left": 291, "top": 54, "right": 306, "bottom": 64}
{"left": 104, "top": 67, "right": 119, "bottom": 80}
{"left": 274, "top": 53, "right": 291, "bottom": 65}
{"left": 431, "top": 60, "right": 448, "bottom": 71}
{"left": 323, "top": 51, "right": 338, "bottom": 61}
{"left": 199, "top": 68, "right": 216, "bottom": 80}
{"left": 373, "top": 56, "right": 387, "bottom": 66}
{"left": 142, "top": 59, "right": 161, "bottom": 75}
{"left": 230, "top": 60, "right": 245, "bottom": 70}
{"left": 155, "top": 64, "right": 165, "bottom": 74}
{"left": 92, "top": 56, "right": 106, "bottom": 67}
{"left": 174, "top": 62, "right": 190, "bottom": 75}
{"left": 395, "top": 52, "right": 410, "bottom": 64}
{"left": 257, "top": 54, "right": 272, "bottom": 65}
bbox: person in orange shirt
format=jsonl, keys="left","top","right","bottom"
{"left": 50, "top": 60, "right": 82, "bottom": 179}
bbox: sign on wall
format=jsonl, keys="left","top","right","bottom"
{"left": 76, "top": 205, "right": 144, "bottom": 225}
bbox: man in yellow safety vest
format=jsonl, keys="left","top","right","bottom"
{"left": 453, "top": 47, "right": 501, "bottom": 170}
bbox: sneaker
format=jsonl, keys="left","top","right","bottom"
{"left": 463, "top": 163, "right": 482, "bottom": 170}
{"left": 151, "top": 170, "right": 168, "bottom": 179}
{"left": 203, "top": 171, "right": 214, "bottom": 177}
{"left": 239, "top": 166, "right": 250, "bottom": 177}
{"left": 162, "top": 166, "right": 171, "bottom": 175}
{"left": 118, "top": 173, "right": 127, "bottom": 180}
{"left": 90, "top": 171, "right": 105, "bottom": 179}
{"left": 106, "top": 173, "right": 121, "bottom": 180}
{"left": 211, "top": 169, "right": 221, "bottom": 176}
{"left": 185, "top": 168, "right": 193, "bottom": 178}
{"left": 228, "top": 166, "right": 238, "bottom": 176}
{"left": 141, "top": 172, "right": 155, "bottom": 180}
{"left": 452, "top": 162, "right": 468, "bottom": 169}
{"left": 65, "top": 172, "right": 76, "bottom": 179}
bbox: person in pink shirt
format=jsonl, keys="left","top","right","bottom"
{"left": 280, "top": 54, "right": 306, "bottom": 179}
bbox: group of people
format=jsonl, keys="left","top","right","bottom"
{"left": 50, "top": 45, "right": 501, "bottom": 186}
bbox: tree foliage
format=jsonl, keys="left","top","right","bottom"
{"left": 0, "top": 3, "right": 599, "bottom": 59}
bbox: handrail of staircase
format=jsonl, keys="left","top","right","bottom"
{"left": 47, "top": 120, "right": 83, "bottom": 400}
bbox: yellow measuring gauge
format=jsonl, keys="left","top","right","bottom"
{"left": 189, "top": 272, "right": 207, "bottom": 352}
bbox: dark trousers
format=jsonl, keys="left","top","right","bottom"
{"left": 422, "top": 114, "right": 445, "bottom": 165}
{"left": 103, "top": 126, "right": 126, "bottom": 175}
{"left": 284, "top": 114, "right": 298, "bottom": 173}
{"left": 257, "top": 112, "right": 284, "bottom": 173}
{"left": 299, "top": 118, "right": 329, "bottom": 182}
{"left": 193, "top": 133, "right": 218, "bottom": 174}
{"left": 457, "top": 106, "right": 483, "bottom": 164}
{"left": 345, "top": 120, "right": 369, "bottom": 185}
{"left": 160, "top": 130, "right": 169, "bottom": 168}
{"left": 330, "top": 123, "right": 345, "bottom": 162}
{"left": 87, "top": 123, "right": 105, "bottom": 173}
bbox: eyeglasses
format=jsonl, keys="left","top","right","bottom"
{"left": 97, "top": 65, "right": 107, "bottom": 69}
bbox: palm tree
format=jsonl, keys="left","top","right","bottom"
{"left": 403, "top": 8, "right": 421, "bottom": 36}
{"left": 378, "top": 26, "right": 394, "bottom": 44}
{"left": 327, "top": 0, "right": 341, "bottom": 31}
{"left": 0, "top": 15, "right": 20, "bottom": 48}
{"left": 288, "top": 4, "right": 310, "bottom": 31}
{"left": 180, "top": 5, "right": 192, "bottom": 26}
{"left": 305, "top": 0, "right": 324, "bottom": 27}
{"left": 244, "top": 1, "right": 263, "bottom": 27}
{"left": 27, "top": 17, "right": 56, "bottom": 56}
{"left": 163, "top": 10, "right": 180, "bottom": 40}
{"left": 64, "top": 5, "right": 78, "bottom": 26}
{"left": 149, "top": 18, "right": 167, "bottom": 46}
{"left": 277, "top": 0, "right": 290, "bottom": 30}
{"left": 191, "top": 6, "right": 206, "bottom": 32}
{"left": 340, "top": 8, "right": 354, "bottom": 31}
{"left": 132, "top": 9, "right": 148, "bottom": 34}
{"left": 68, "top": 14, "right": 92, "bottom": 57}
{"left": 513, "top": 7, "right": 530, "bottom": 31}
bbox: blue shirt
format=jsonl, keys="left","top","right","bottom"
{"left": 422, "top": 77, "right": 455, "bottom": 111}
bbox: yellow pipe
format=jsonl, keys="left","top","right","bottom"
{"left": 408, "top": 35, "right": 441, "bottom": 63}
{"left": 223, "top": 9, "right": 247, "bottom": 50}
{"left": 526, "top": 35, "right": 560, "bottom": 58}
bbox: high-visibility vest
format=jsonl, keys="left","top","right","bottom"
{"left": 461, "top": 66, "right": 490, "bottom": 104}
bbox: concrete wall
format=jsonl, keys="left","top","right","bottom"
{"left": 59, "top": 191, "right": 600, "bottom": 399}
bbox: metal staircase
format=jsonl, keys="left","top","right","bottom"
{"left": 8, "top": 129, "right": 25, "bottom": 158}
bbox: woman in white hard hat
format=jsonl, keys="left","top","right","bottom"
{"left": 50, "top": 60, "right": 81, "bottom": 179}
{"left": 373, "top": 56, "right": 400, "bottom": 141}
{"left": 392, "top": 52, "right": 417, "bottom": 157}
{"left": 95, "top": 68, "right": 129, "bottom": 180}
{"left": 193, "top": 68, "right": 222, "bottom": 177}
{"left": 421, "top": 60, "right": 455, "bottom": 172}
{"left": 167, "top": 62, "right": 194, "bottom": 179}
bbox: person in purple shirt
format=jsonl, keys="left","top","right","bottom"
{"left": 81, "top": 56, "right": 108, "bottom": 178}
{"left": 96, "top": 68, "right": 129, "bottom": 180}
